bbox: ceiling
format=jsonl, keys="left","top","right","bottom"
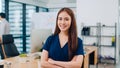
{"left": 48, "top": 0, "right": 76, "bottom": 4}
{"left": 11, "top": 0, "right": 76, "bottom": 8}
{"left": 38, "top": 0, "right": 76, "bottom": 4}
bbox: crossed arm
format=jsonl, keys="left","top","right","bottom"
{"left": 41, "top": 50, "right": 83, "bottom": 68}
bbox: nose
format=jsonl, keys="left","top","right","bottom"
{"left": 61, "top": 19, "right": 65, "bottom": 24}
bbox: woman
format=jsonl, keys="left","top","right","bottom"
{"left": 41, "top": 7, "right": 84, "bottom": 68}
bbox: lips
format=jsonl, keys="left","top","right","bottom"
{"left": 59, "top": 24, "right": 67, "bottom": 29}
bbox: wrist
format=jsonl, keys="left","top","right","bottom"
{"left": 52, "top": 60, "right": 56, "bottom": 65}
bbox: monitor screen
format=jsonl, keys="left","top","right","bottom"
{"left": 30, "top": 29, "right": 52, "bottom": 53}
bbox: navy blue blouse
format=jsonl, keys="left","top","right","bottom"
{"left": 42, "top": 35, "right": 84, "bottom": 61}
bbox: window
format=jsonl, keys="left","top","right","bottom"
{"left": 26, "top": 5, "right": 36, "bottom": 52}
{"left": 0, "top": 0, "right": 5, "bottom": 12}
{"left": 9, "top": 2, "right": 23, "bottom": 52}
{"left": 39, "top": 7, "right": 48, "bottom": 12}
{"left": 5, "top": 1, "right": 49, "bottom": 53}
{"left": 0, "top": 0, "right": 2, "bottom": 12}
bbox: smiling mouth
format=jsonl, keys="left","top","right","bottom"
{"left": 60, "top": 25, "right": 67, "bottom": 29}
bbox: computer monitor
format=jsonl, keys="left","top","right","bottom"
{"left": 30, "top": 29, "right": 52, "bottom": 53}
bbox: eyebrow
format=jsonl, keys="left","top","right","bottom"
{"left": 58, "top": 17, "right": 70, "bottom": 18}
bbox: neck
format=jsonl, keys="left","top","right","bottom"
{"left": 59, "top": 31, "right": 68, "bottom": 37}
{"left": 0, "top": 18, "right": 4, "bottom": 21}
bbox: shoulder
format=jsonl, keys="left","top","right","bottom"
{"left": 77, "top": 37, "right": 83, "bottom": 47}
{"left": 47, "top": 34, "right": 53, "bottom": 40}
{"left": 2, "top": 19, "right": 9, "bottom": 25}
{"left": 75, "top": 37, "right": 84, "bottom": 55}
{"left": 42, "top": 34, "right": 58, "bottom": 51}
{"left": 46, "top": 34, "right": 57, "bottom": 42}
{"left": 47, "top": 34, "right": 57, "bottom": 40}
{"left": 3, "top": 19, "right": 8, "bottom": 23}
{"left": 77, "top": 37, "right": 83, "bottom": 43}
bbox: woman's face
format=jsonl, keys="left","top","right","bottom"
{"left": 57, "top": 11, "right": 71, "bottom": 32}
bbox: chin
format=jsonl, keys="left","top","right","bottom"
{"left": 60, "top": 29, "right": 68, "bottom": 32}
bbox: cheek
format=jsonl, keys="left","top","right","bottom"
{"left": 57, "top": 22, "right": 60, "bottom": 26}
{"left": 68, "top": 21, "right": 71, "bottom": 27}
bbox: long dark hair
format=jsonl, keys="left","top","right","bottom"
{"left": 54, "top": 7, "right": 78, "bottom": 60}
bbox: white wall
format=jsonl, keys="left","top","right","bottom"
{"left": 31, "top": 12, "right": 57, "bottom": 33}
{"left": 48, "top": 0, "right": 67, "bottom": 3}
{"left": 48, "top": 0, "right": 76, "bottom": 4}
{"left": 77, "top": 0, "right": 119, "bottom": 63}
{"left": 48, "top": 7, "right": 76, "bottom": 13}
{"left": 77, "top": 0, "right": 118, "bottom": 26}
{"left": 47, "top": 3, "right": 76, "bottom": 8}
{"left": 47, "top": 0, "right": 76, "bottom": 8}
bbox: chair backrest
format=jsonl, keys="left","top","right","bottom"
{"left": 0, "top": 34, "right": 19, "bottom": 59}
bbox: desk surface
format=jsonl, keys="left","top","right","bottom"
{"left": 84, "top": 46, "right": 98, "bottom": 55}
{"left": 83, "top": 46, "right": 98, "bottom": 68}
{"left": 0, "top": 56, "right": 40, "bottom": 68}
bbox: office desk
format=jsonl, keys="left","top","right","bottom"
{"left": 0, "top": 56, "right": 40, "bottom": 68}
{"left": 0, "top": 46, "right": 97, "bottom": 68}
{"left": 83, "top": 46, "right": 98, "bottom": 68}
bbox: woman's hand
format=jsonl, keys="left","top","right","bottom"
{"left": 48, "top": 58, "right": 55, "bottom": 64}
{"left": 48, "top": 58, "right": 64, "bottom": 68}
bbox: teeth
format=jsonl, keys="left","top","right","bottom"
{"left": 60, "top": 25, "right": 66, "bottom": 29}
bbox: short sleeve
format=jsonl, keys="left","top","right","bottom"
{"left": 5, "top": 22, "right": 10, "bottom": 34}
{"left": 75, "top": 38, "right": 84, "bottom": 55}
{"left": 42, "top": 35, "right": 53, "bottom": 51}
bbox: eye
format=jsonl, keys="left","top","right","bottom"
{"left": 58, "top": 17, "right": 62, "bottom": 20}
{"left": 65, "top": 18, "right": 69, "bottom": 21}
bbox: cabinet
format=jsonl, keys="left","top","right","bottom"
{"left": 81, "top": 23, "right": 100, "bottom": 46}
{"left": 81, "top": 23, "right": 117, "bottom": 64}
{"left": 99, "top": 23, "right": 117, "bottom": 64}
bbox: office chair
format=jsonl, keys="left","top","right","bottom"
{"left": 0, "top": 34, "right": 19, "bottom": 59}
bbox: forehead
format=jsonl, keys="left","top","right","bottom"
{"left": 58, "top": 11, "right": 70, "bottom": 18}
